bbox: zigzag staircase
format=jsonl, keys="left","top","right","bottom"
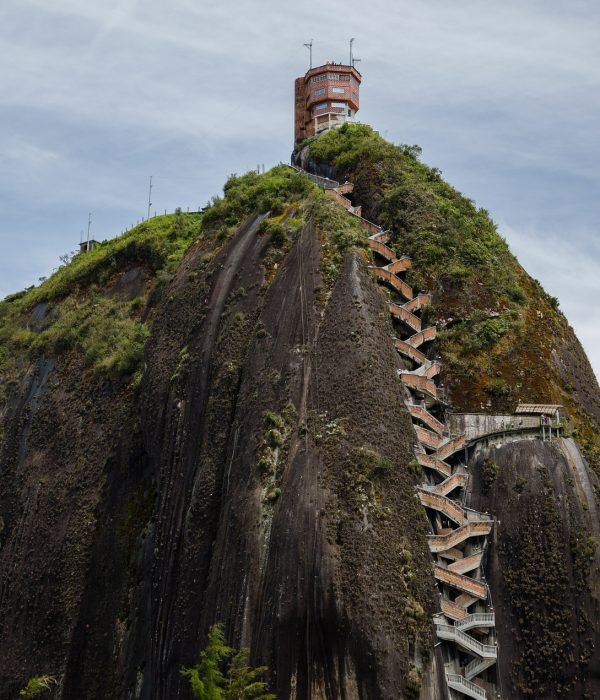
{"left": 293, "top": 166, "right": 499, "bottom": 698}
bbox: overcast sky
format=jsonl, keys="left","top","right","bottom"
{"left": 1, "top": 0, "right": 598, "bottom": 378}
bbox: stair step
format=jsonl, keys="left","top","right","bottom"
{"left": 401, "top": 373, "right": 438, "bottom": 399}
{"left": 455, "top": 593, "right": 478, "bottom": 609}
{"left": 417, "top": 453, "right": 451, "bottom": 478}
{"left": 407, "top": 403, "right": 444, "bottom": 434}
{"left": 403, "top": 292, "right": 432, "bottom": 313}
{"left": 436, "top": 434, "right": 466, "bottom": 461}
{"left": 435, "top": 621, "right": 496, "bottom": 657}
{"left": 439, "top": 547, "right": 465, "bottom": 562}
{"left": 449, "top": 552, "right": 482, "bottom": 575}
{"left": 465, "top": 656, "right": 497, "bottom": 681}
{"left": 367, "top": 238, "right": 396, "bottom": 262}
{"left": 395, "top": 339, "right": 428, "bottom": 366}
{"left": 441, "top": 598, "right": 468, "bottom": 621}
{"left": 428, "top": 521, "right": 493, "bottom": 553}
{"left": 433, "top": 566, "right": 487, "bottom": 599}
{"left": 386, "top": 256, "right": 411, "bottom": 273}
{"left": 414, "top": 425, "right": 444, "bottom": 450}
{"left": 418, "top": 490, "right": 465, "bottom": 525}
{"left": 446, "top": 673, "right": 487, "bottom": 699}
{"left": 390, "top": 303, "right": 422, "bottom": 333}
{"left": 456, "top": 612, "right": 495, "bottom": 632}
{"left": 406, "top": 326, "right": 437, "bottom": 348}
{"left": 371, "top": 267, "right": 413, "bottom": 300}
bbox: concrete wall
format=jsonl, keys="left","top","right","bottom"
{"left": 449, "top": 413, "right": 540, "bottom": 442}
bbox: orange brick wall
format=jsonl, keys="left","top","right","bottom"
{"left": 294, "top": 63, "right": 361, "bottom": 143}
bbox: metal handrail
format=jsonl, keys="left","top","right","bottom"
{"left": 436, "top": 623, "right": 497, "bottom": 657}
{"left": 446, "top": 673, "right": 487, "bottom": 699}
{"left": 456, "top": 612, "right": 495, "bottom": 630}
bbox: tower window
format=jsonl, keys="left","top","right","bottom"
{"left": 332, "top": 87, "right": 346, "bottom": 94}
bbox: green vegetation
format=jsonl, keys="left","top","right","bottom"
{"left": 172, "top": 345, "right": 190, "bottom": 381}
{"left": 24, "top": 211, "right": 201, "bottom": 308}
{"left": 479, "top": 457, "right": 500, "bottom": 494}
{"left": 0, "top": 293, "right": 148, "bottom": 391}
{"left": 0, "top": 212, "right": 203, "bottom": 399}
{"left": 570, "top": 531, "right": 597, "bottom": 591}
{"left": 181, "top": 623, "right": 274, "bottom": 700}
{"left": 312, "top": 193, "right": 367, "bottom": 290}
{"left": 202, "top": 166, "right": 314, "bottom": 234}
{"left": 307, "top": 122, "right": 525, "bottom": 303}
{"left": 303, "top": 124, "right": 578, "bottom": 413}
{"left": 405, "top": 666, "right": 422, "bottom": 699}
{"left": 256, "top": 404, "right": 296, "bottom": 477}
{"left": 499, "top": 470, "right": 576, "bottom": 696}
{"left": 0, "top": 161, "right": 363, "bottom": 408}
{"left": 19, "top": 675, "right": 56, "bottom": 698}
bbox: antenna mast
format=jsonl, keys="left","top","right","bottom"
{"left": 87, "top": 213, "right": 91, "bottom": 249}
{"left": 303, "top": 40, "right": 313, "bottom": 70}
{"left": 147, "top": 175, "right": 153, "bottom": 220}
{"left": 350, "top": 38, "right": 361, "bottom": 68}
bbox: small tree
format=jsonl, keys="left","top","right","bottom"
{"left": 224, "top": 648, "right": 274, "bottom": 700}
{"left": 181, "top": 624, "right": 274, "bottom": 700}
{"left": 19, "top": 675, "right": 56, "bottom": 698}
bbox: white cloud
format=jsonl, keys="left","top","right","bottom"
{"left": 2, "top": 140, "right": 59, "bottom": 168}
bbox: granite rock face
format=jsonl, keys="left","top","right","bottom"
{"left": 0, "top": 216, "right": 440, "bottom": 699}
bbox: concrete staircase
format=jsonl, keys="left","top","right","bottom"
{"left": 407, "top": 403, "right": 444, "bottom": 434}
{"left": 365, "top": 224, "right": 498, "bottom": 696}
{"left": 292, "top": 165, "right": 500, "bottom": 699}
{"left": 419, "top": 471, "right": 467, "bottom": 496}
{"left": 446, "top": 673, "right": 487, "bottom": 699}
{"left": 435, "top": 621, "right": 497, "bottom": 658}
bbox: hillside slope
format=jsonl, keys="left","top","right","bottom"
{"left": 0, "top": 127, "right": 598, "bottom": 699}
{"left": 0, "top": 169, "right": 441, "bottom": 699}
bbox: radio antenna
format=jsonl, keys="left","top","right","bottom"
{"left": 303, "top": 40, "right": 313, "bottom": 70}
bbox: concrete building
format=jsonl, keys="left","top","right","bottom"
{"left": 294, "top": 62, "right": 361, "bottom": 143}
{"left": 79, "top": 239, "right": 99, "bottom": 254}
